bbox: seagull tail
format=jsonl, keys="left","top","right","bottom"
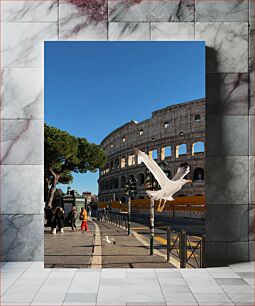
{"left": 146, "top": 190, "right": 158, "bottom": 198}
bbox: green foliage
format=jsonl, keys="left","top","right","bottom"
{"left": 44, "top": 124, "right": 106, "bottom": 205}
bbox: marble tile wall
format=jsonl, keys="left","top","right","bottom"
{"left": 0, "top": 0, "right": 253, "bottom": 265}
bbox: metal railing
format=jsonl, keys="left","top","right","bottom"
{"left": 166, "top": 227, "right": 206, "bottom": 268}
{"left": 97, "top": 211, "right": 128, "bottom": 230}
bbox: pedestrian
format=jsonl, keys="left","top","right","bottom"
{"left": 44, "top": 205, "right": 53, "bottom": 227}
{"left": 80, "top": 207, "right": 89, "bottom": 233}
{"left": 87, "top": 205, "right": 92, "bottom": 218}
{"left": 68, "top": 206, "right": 77, "bottom": 231}
{"left": 52, "top": 207, "right": 65, "bottom": 234}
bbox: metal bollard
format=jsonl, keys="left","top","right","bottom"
{"left": 179, "top": 230, "right": 187, "bottom": 268}
{"left": 167, "top": 227, "right": 171, "bottom": 262}
{"left": 201, "top": 235, "right": 206, "bottom": 268}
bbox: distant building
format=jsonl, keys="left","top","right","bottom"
{"left": 82, "top": 192, "right": 93, "bottom": 204}
{"left": 98, "top": 99, "right": 205, "bottom": 203}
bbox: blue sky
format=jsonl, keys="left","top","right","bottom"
{"left": 45, "top": 41, "right": 205, "bottom": 195}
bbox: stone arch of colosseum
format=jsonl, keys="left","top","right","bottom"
{"left": 98, "top": 99, "right": 205, "bottom": 202}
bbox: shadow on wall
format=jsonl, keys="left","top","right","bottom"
{"left": 205, "top": 46, "right": 250, "bottom": 266}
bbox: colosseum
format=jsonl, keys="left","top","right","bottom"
{"left": 98, "top": 98, "right": 205, "bottom": 203}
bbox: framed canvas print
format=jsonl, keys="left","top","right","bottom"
{"left": 44, "top": 41, "right": 205, "bottom": 269}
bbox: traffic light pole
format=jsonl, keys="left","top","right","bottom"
{"left": 128, "top": 196, "right": 131, "bottom": 235}
{"left": 149, "top": 196, "right": 154, "bottom": 255}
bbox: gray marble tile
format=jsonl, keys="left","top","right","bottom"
{"left": 1, "top": 68, "right": 43, "bottom": 119}
{"left": 127, "top": 303, "right": 166, "bottom": 306}
{"left": 1, "top": 165, "right": 43, "bottom": 214}
{"left": 250, "top": 0, "right": 254, "bottom": 22}
{"left": 162, "top": 292, "right": 198, "bottom": 305}
{"left": 31, "top": 291, "right": 66, "bottom": 305}
{"left": 59, "top": 1, "right": 107, "bottom": 40}
{"left": 249, "top": 25, "right": 254, "bottom": 114}
{"left": 230, "top": 261, "right": 254, "bottom": 272}
{"left": 216, "top": 278, "right": 249, "bottom": 286}
{"left": 205, "top": 242, "right": 228, "bottom": 267}
{"left": 109, "top": 22, "right": 150, "bottom": 40}
{"left": 160, "top": 284, "right": 191, "bottom": 294}
{"left": 1, "top": 119, "right": 43, "bottom": 165}
{"left": 1, "top": 22, "right": 58, "bottom": 68}
{"left": 206, "top": 73, "right": 248, "bottom": 116}
{"left": 249, "top": 69, "right": 254, "bottom": 115}
{"left": 108, "top": 0, "right": 195, "bottom": 22}
{"left": 249, "top": 116, "right": 254, "bottom": 155}
{"left": 206, "top": 156, "right": 249, "bottom": 205}
{"left": 1, "top": 0, "right": 58, "bottom": 22}
{"left": 195, "top": 0, "right": 248, "bottom": 22}
{"left": 101, "top": 268, "right": 126, "bottom": 278}
{"left": 237, "top": 272, "right": 255, "bottom": 279}
{"left": 227, "top": 242, "right": 250, "bottom": 263}
{"left": 151, "top": 22, "right": 194, "bottom": 40}
{"left": 249, "top": 156, "right": 254, "bottom": 205}
{"left": 248, "top": 204, "right": 254, "bottom": 241}
{"left": 196, "top": 22, "right": 248, "bottom": 73}
{"left": 64, "top": 293, "right": 97, "bottom": 303}
{"left": 227, "top": 292, "right": 254, "bottom": 305}
{"left": 192, "top": 292, "right": 233, "bottom": 305}
{"left": 249, "top": 240, "right": 254, "bottom": 261}
{"left": 206, "top": 116, "right": 248, "bottom": 156}
{"left": 0, "top": 214, "right": 43, "bottom": 261}
{"left": 206, "top": 205, "right": 249, "bottom": 242}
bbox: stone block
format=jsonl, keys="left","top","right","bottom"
{"left": 0, "top": 214, "right": 44, "bottom": 261}
{"left": 109, "top": 22, "right": 150, "bottom": 40}
{"left": 108, "top": 0, "right": 195, "bottom": 22}
{"left": 1, "top": 165, "right": 44, "bottom": 214}
{"left": 227, "top": 241, "right": 249, "bottom": 263}
{"left": 206, "top": 116, "right": 248, "bottom": 156}
{"left": 1, "top": 68, "right": 43, "bottom": 119}
{"left": 196, "top": 22, "right": 248, "bottom": 73}
{"left": 206, "top": 204, "right": 249, "bottom": 242}
{"left": 151, "top": 22, "right": 194, "bottom": 40}
{"left": 1, "top": 119, "right": 43, "bottom": 165}
{"left": 59, "top": 1, "right": 107, "bottom": 40}
{"left": 206, "top": 156, "right": 249, "bottom": 205}
{"left": 206, "top": 73, "right": 248, "bottom": 116}
{"left": 196, "top": 0, "right": 248, "bottom": 22}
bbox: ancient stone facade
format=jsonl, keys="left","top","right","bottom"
{"left": 98, "top": 99, "right": 205, "bottom": 203}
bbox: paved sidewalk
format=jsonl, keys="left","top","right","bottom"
{"left": 44, "top": 220, "right": 95, "bottom": 268}
{"left": 98, "top": 221, "right": 175, "bottom": 268}
{"left": 1, "top": 261, "right": 254, "bottom": 305}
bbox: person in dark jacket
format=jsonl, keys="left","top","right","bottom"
{"left": 52, "top": 207, "right": 65, "bottom": 234}
{"left": 68, "top": 206, "right": 77, "bottom": 231}
{"left": 44, "top": 205, "right": 53, "bottom": 227}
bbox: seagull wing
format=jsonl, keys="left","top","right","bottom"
{"left": 171, "top": 163, "right": 190, "bottom": 181}
{"left": 135, "top": 148, "right": 169, "bottom": 188}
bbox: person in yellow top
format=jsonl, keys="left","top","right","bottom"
{"left": 80, "top": 207, "right": 89, "bottom": 232}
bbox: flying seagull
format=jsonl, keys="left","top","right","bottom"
{"left": 134, "top": 148, "right": 192, "bottom": 212}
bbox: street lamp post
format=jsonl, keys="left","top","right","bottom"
{"left": 128, "top": 196, "right": 131, "bottom": 235}
{"left": 124, "top": 178, "right": 137, "bottom": 236}
{"left": 145, "top": 160, "right": 168, "bottom": 255}
{"left": 149, "top": 196, "right": 154, "bottom": 255}
{"left": 145, "top": 169, "right": 155, "bottom": 255}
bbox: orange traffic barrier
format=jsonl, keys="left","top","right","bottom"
{"left": 98, "top": 196, "right": 205, "bottom": 214}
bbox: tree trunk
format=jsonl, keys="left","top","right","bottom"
{"left": 46, "top": 169, "right": 60, "bottom": 208}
